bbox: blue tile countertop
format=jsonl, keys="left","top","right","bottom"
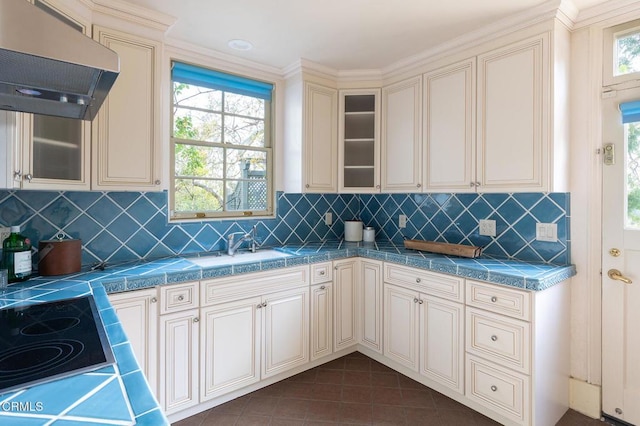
{"left": 0, "top": 240, "right": 575, "bottom": 425}
{"left": 0, "top": 281, "right": 168, "bottom": 425}
{"left": 91, "top": 240, "right": 575, "bottom": 294}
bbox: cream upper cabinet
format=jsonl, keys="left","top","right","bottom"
{"left": 477, "top": 34, "right": 547, "bottom": 192}
{"left": 424, "top": 30, "right": 568, "bottom": 193}
{"left": 92, "top": 26, "right": 162, "bottom": 191}
{"left": 283, "top": 78, "right": 338, "bottom": 193}
{"left": 338, "top": 89, "right": 381, "bottom": 193}
{"left": 9, "top": 2, "right": 91, "bottom": 191}
{"left": 424, "top": 59, "right": 476, "bottom": 192}
{"left": 381, "top": 76, "right": 423, "bottom": 192}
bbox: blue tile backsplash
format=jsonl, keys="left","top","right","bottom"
{"left": 0, "top": 190, "right": 570, "bottom": 267}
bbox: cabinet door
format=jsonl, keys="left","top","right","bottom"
{"left": 14, "top": 2, "right": 91, "bottom": 191}
{"left": 381, "top": 76, "right": 422, "bottom": 192}
{"left": 311, "top": 282, "right": 333, "bottom": 361}
{"left": 359, "top": 259, "right": 382, "bottom": 353}
{"left": 159, "top": 309, "right": 199, "bottom": 414}
{"left": 109, "top": 289, "right": 158, "bottom": 397}
{"left": 333, "top": 259, "right": 358, "bottom": 351}
{"left": 263, "top": 287, "right": 310, "bottom": 377}
{"left": 92, "top": 26, "right": 161, "bottom": 190}
{"left": 339, "top": 89, "right": 380, "bottom": 193}
{"left": 420, "top": 295, "right": 464, "bottom": 394}
{"left": 383, "top": 284, "right": 419, "bottom": 371}
{"left": 304, "top": 82, "right": 338, "bottom": 193}
{"left": 477, "top": 34, "right": 547, "bottom": 192}
{"left": 424, "top": 59, "right": 476, "bottom": 192}
{"left": 200, "top": 296, "right": 261, "bottom": 401}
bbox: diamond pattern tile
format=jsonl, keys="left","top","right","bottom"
{"left": 0, "top": 190, "right": 570, "bottom": 268}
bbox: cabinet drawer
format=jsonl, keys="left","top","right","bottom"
{"left": 466, "top": 355, "right": 529, "bottom": 425}
{"left": 160, "top": 281, "right": 199, "bottom": 314}
{"left": 384, "top": 263, "right": 463, "bottom": 302}
{"left": 466, "top": 280, "right": 531, "bottom": 320}
{"left": 201, "top": 266, "right": 309, "bottom": 306}
{"left": 311, "top": 262, "right": 333, "bottom": 285}
{"left": 466, "top": 307, "right": 530, "bottom": 374}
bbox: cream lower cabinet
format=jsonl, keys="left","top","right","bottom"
{"left": 158, "top": 282, "right": 200, "bottom": 414}
{"left": 383, "top": 264, "right": 464, "bottom": 395}
{"left": 109, "top": 288, "right": 158, "bottom": 397}
{"left": 464, "top": 279, "right": 569, "bottom": 426}
{"left": 359, "top": 259, "right": 382, "bottom": 353}
{"left": 333, "top": 259, "right": 358, "bottom": 351}
{"left": 200, "top": 266, "right": 310, "bottom": 402}
{"left": 310, "top": 262, "right": 333, "bottom": 360}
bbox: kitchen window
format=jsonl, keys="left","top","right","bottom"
{"left": 604, "top": 19, "right": 640, "bottom": 86}
{"left": 170, "top": 62, "right": 274, "bottom": 220}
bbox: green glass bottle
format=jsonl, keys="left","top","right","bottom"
{"left": 1, "top": 226, "right": 32, "bottom": 283}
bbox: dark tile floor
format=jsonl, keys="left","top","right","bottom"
{"left": 174, "top": 352, "right": 605, "bottom": 426}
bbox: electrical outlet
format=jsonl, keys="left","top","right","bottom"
{"left": 536, "top": 223, "right": 557, "bottom": 242}
{"left": 479, "top": 219, "right": 496, "bottom": 237}
{"left": 399, "top": 214, "right": 407, "bottom": 228}
{"left": 325, "top": 212, "right": 332, "bottom": 226}
{"left": 0, "top": 227, "right": 9, "bottom": 243}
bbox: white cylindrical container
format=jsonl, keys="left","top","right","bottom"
{"left": 344, "top": 220, "right": 363, "bottom": 242}
{"left": 363, "top": 226, "right": 375, "bottom": 242}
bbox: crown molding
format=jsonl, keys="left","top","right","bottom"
{"left": 84, "top": 0, "right": 176, "bottom": 31}
{"left": 165, "top": 38, "right": 283, "bottom": 81}
{"left": 282, "top": 58, "right": 338, "bottom": 80}
{"left": 381, "top": 0, "right": 563, "bottom": 78}
{"left": 573, "top": 0, "right": 640, "bottom": 29}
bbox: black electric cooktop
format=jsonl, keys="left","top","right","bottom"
{"left": 0, "top": 295, "right": 115, "bottom": 394}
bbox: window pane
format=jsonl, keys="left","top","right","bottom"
{"left": 175, "top": 144, "right": 223, "bottom": 179}
{"left": 224, "top": 115, "right": 265, "bottom": 146}
{"left": 173, "top": 107, "right": 222, "bottom": 142}
{"left": 173, "top": 83, "right": 222, "bottom": 111}
{"left": 616, "top": 31, "right": 640, "bottom": 76}
{"left": 175, "top": 179, "right": 224, "bottom": 212}
{"left": 225, "top": 180, "right": 268, "bottom": 211}
{"left": 627, "top": 122, "right": 640, "bottom": 227}
{"left": 226, "top": 149, "right": 266, "bottom": 179}
{"left": 224, "top": 92, "right": 265, "bottom": 118}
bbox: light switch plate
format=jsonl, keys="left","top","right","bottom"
{"left": 536, "top": 223, "right": 557, "bottom": 242}
{"left": 479, "top": 219, "right": 496, "bottom": 237}
{"left": 325, "top": 212, "right": 332, "bottom": 226}
{"left": 399, "top": 214, "right": 407, "bottom": 228}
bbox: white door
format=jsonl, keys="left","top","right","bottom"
{"left": 333, "top": 259, "right": 358, "bottom": 350}
{"left": 602, "top": 87, "right": 640, "bottom": 425}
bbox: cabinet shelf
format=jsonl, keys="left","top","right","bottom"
{"left": 33, "top": 137, "right": 80, "bottom": 149}
{"left": 344, "top": 166, "right": 375, "bottom": 169}
{"left": 345, "top": 138, "right": 375, "bottom": 143}
{"left": 345, "top": 111, "right": 375, "bottom": 116}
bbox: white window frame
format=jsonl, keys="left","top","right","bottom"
{"left": 603, "top": 19, "right": 640, "bottom": 87}
{"left": 169, "top": 62, "right": 275, "bottom": 221}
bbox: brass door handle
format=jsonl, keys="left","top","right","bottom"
{"left": 608, "top": 269, "right": 632, "bottom": 284}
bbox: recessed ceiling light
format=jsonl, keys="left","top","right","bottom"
{"left": 228, "top": 39, "right": 253, "bottom": 51}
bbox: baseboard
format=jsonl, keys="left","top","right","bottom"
{"left": 569, "top": 377, "right": 601, "bottom": 419}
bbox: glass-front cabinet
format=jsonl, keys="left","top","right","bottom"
{"left": 14, "top": 1, "right": 91, "bottom": 190}
{"left": 338, "top": 89, "right": 380, "bottom": 192}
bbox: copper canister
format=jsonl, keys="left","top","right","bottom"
{"left": 38, "top": 238, "right": 82, "bottom": 276}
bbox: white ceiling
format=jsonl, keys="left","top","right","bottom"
{"left": 122, "top": 0, "right": 611, "bottom": 71}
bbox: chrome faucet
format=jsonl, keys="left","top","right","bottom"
{"left": 227, "top": 225, "right": 258, "bottom": 256}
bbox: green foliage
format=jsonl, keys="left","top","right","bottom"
{"left": 618, "top": 33, "right": 640, "bottom": 74}
{"left": 628, "top": 123, "right": 640, "bottom": 225}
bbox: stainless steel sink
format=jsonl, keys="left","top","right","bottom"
{"left": 187, "top": 249, "right": 292, "bottom": 268}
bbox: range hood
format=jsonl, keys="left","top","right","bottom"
{"left": 0, "top": 0, "right": 119, "bottom": 121}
